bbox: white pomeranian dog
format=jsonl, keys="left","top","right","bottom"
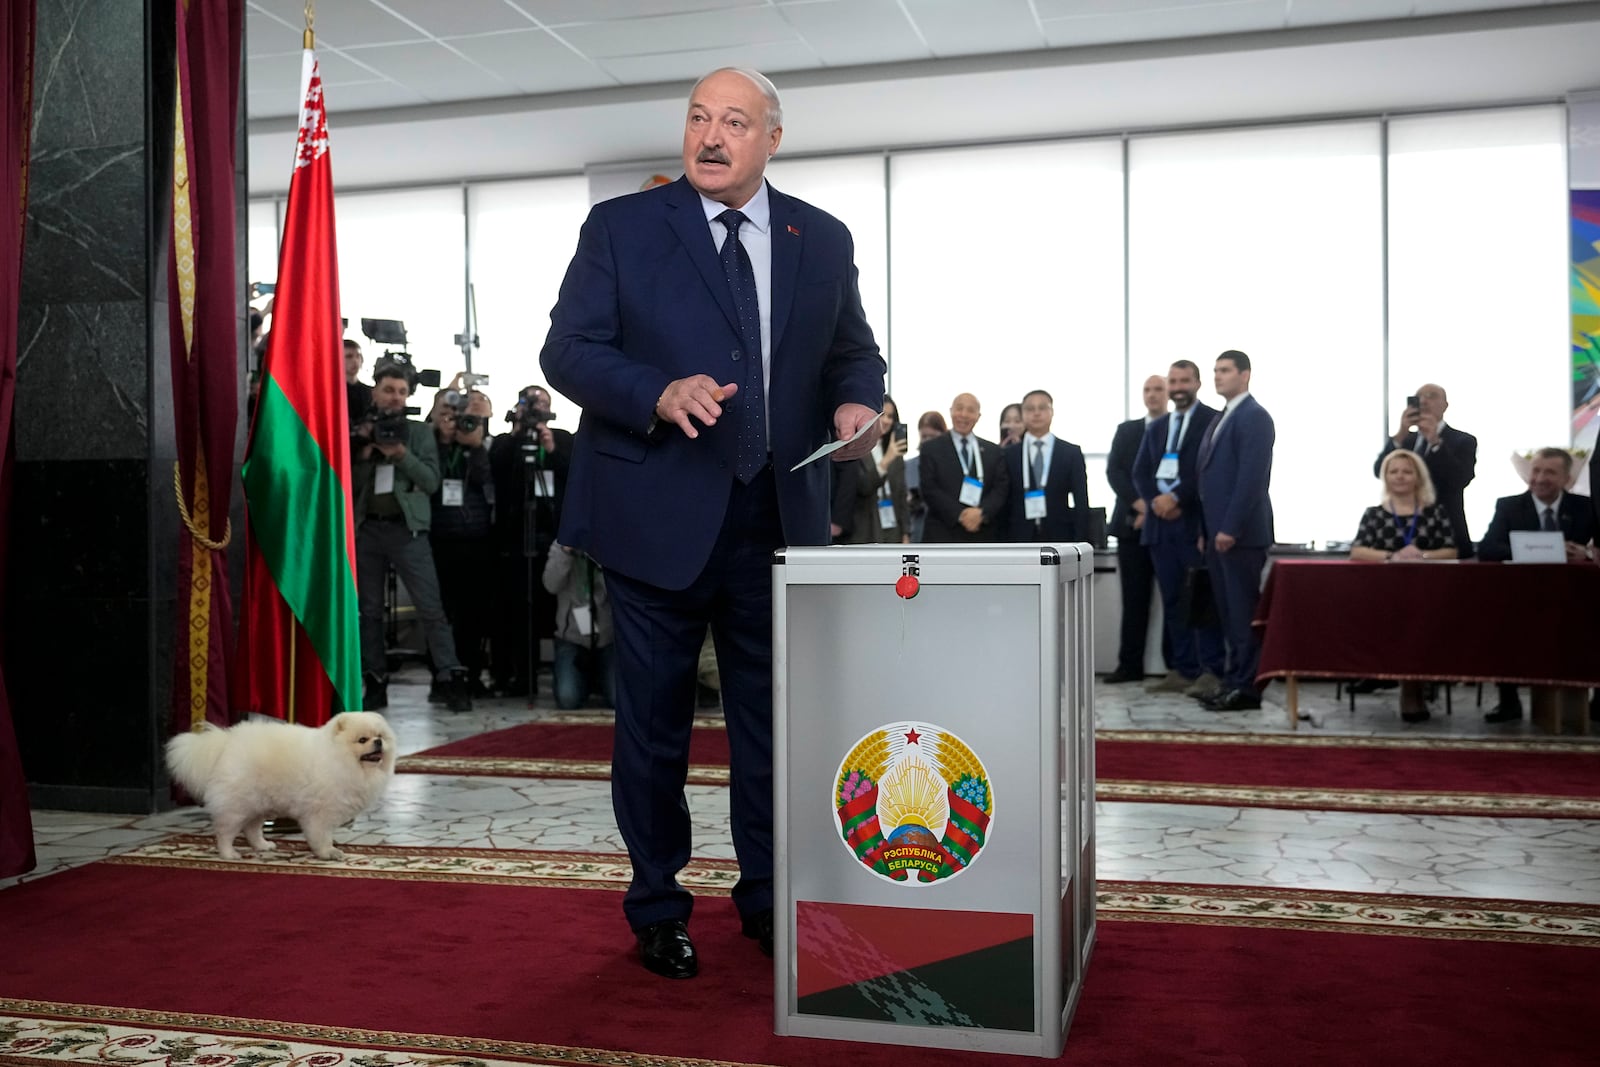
{"left": 165, "top": 712, "right": 397, "bottom": 861}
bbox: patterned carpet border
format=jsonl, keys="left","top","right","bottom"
{"left": 1095, "top": 780, "right": 1600, "bottom": 819}
{"left": 1103, "top": 729, "right": 1600, "bottom": 753}
{"left": 102, "top": 836, "right": 1600, "bottom": 947}
{"left": 0, "top": 1001, "right": 771, "bottom": 1067}
{"left": 391, "top": 758, "right": 1600, "bottom": 818}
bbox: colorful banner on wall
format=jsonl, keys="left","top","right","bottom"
{"left": 1569, "top": 90, "right": 1600, "bottom": 494}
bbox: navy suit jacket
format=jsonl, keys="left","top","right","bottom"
{"left": 1197, "top": 394, "right": 1275, "bottom": 548}
{"left": 540, "top": 177, "right": 886, "bottom": 590}
{"left": 1001, "top": 436, "right": 1090, "bottom": 544}
{"left": 1131, "top": 403, "right": 1217, "bottom": 547}
{"left": 1476, "top": 491, "right": 1596, "bottom": 561}
{"left": 1106, "top": 416, "right": 1148, "bottom": 541}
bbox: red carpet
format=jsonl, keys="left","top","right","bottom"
{"left": 399, "top": 720, "right": 1600, "bottom": 817}
{"left": 1, "top": 843, "right": 1597, "bottom": 1066}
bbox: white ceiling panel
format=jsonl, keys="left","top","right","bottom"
{"left": 512, "top": 0, "right": 759, "bottom": 25}
{"left": 555, "top": 6, "right": 800, "bottom": 58}
{"left": 595, "top": 38, "right": 820, "bottom": 83}
{"left": 249, "top": 0, "right": 425, "bottom": 48}
{"left": 376, "top": 0, "right": 541, "bottom": 37}
{"left": 1033, "top": 0, "right": 1265, "bottom": 16}
{"left": 1040, "top": 0, "right": 1287, "bottom": 48}
{"left": 448, "top": 30, "right": 617, "bottom": 94}
{"left": 902, "top": 0, "right": 1047, "bottom": 57}
{"left": 317, "top": 80, "right": 430, "bottom": 115}
{"left": 1285, "top": 0, "right": 1416, "bottom": 28}
{"left": 775, "top": 0, "right": 931, "bottom": 67}
{"left": 340, "top": 41, "right": 518, "bottom": 101}
{"left": 245, "top": 8, "right": 302, "bottom": 57}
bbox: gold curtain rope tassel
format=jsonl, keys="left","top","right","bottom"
{"left": 172, "top": 460, "right": 232, "bottom": 551}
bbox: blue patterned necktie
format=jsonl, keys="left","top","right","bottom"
{"left": 716, "top": 209, "right": 766, "bottom": 483}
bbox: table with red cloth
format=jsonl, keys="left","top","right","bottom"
{"left": 1253, "top": 559, "right": 1600, "bottom": 730}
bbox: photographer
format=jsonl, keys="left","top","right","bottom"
{"left": 353, "top": 359, "right": 471, "bottom": 712}
{"left": 542, "top": 543, "right": 615, "bottom": 709}
{"left": 428, "top": 380, "right": 495, "bottom": 696}
{"left": 489, "top": 385, "right": 573, "bottom": 698}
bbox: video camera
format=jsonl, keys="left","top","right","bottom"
{"left": 362, "top": 318, "right": 440, "bottom": 394}
{"left": 439, "top": 372, "right": 491, "bottom": 435}
{"left": 354, "top": 404, "right": 420, "bottom": 445}
{"left": 505, "top": 387, "right": 556, "bottom": 433}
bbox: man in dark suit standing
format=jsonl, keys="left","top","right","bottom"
{"left": 920, "top": 392, "right": 1009, "bottom": 542}
{"left": 1001, "top": 389, "right": 1090, "bottom": 545}
{"left": 1475, "top": 447, "right": 1597, "bottom": 722}
{"left": 541, "top": 68, "right": 886, "bottom": 980}
{"left": 1196, "top": 351, "right": 1275, "bottom": 712}
{"left": 1104, "top": 374, "right": 1169, "bottom": 683}
{"left": 1133, "top": 360, "right": 1225, "bottom": 697}
{"left": 1376, "top": 383, "right": 1477, "bottom": 557}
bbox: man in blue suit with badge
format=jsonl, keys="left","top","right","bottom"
{"left": 1196, "top": 351, "right": 1276, "bottom": 712}
{"left": 541, "top": 68, "right": 886, "bottom": 980}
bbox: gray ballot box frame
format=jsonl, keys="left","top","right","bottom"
{"left": 771, "top": 543, "right": 1095, "bottom": 1058}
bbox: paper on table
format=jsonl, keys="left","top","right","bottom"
{"left": 789, "top": 412, "right": 882, "bottom": 472}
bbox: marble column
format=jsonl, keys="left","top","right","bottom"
{"left": 11, "top": 0, "right": 245, "bottom": 812}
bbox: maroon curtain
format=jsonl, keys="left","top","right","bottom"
{"left": 168, "top": 0, "right": 243, "bottom": 738}
{"left": 1, "top": 0, "right": 37, "bottom": 879}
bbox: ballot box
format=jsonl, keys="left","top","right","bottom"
{"left": 771, "top": 543, "right": 1095, "bottom": 1058}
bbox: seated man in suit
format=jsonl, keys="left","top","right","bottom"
{"left": 1476, "top": 446, "right": 1597, "bottom": 723}
{"left": 1375, "top": 383, "right": 1477, "bottom": 558}
{"left": 919, "top": 392, "right": 1009, "bottom": 542}
{"left": 1001, "top": 389, "right": 1089, "bottom": 544}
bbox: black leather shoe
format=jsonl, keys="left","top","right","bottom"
{"left": 1484, "top": 703, "right": 1524, "bottom": 724}
{"left": 636, "top": 919, "right": 697, "bottom": 979}
{"left": 362, "top": 675, "right": 388, "bottom": 711}
{"left": 1207, "top": 689, "right": 1262, "bottom": 711}
{"left": 1400, "top": 706, "right": 1432, "bottom": 724}
{"left": 697, "top": 683, "right": 721, "bottom": 709}
{"left": 741, "top": 909, "right": 774, "bottom": 957}
{"left": 1102, "top": 668, "right": 1145, "bottom": 684}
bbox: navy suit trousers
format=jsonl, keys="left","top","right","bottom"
{"left": 604, "top": 466, "right": 782, "bottom": 930}
{"left": 1206, "top": 544, "right": 1267, "bottom": 697}
{"left": 1149, "top": 534, "right": 1225, "bottom": 680}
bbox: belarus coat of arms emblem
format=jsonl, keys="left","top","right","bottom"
{"left": 833, "top": 721, "right": 994, "bottom": 885}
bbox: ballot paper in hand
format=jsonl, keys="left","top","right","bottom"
{"left": 789, "top": 413, "right": 882, "bottom": 472}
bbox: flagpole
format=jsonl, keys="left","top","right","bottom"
{"left": 304, "top": 1, "right": 315, "bottom": 50}
{"left": 287, "top": 614, "right": 297, "bottom": 724}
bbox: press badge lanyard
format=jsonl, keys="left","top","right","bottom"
{"left": 958, "top": 436, "right": 984, "bottom": 508}
{"left": 874, "top": 446, "right": 898, "bottom": 530}
{"left": 1390, "top": 509, "right": 1418, "bottom": 547}
{"left": 1023, "top": 438, "right": 1048, "bottom": 521}
{"left": 441, "top": 446, "right": 466, "bottom": 507}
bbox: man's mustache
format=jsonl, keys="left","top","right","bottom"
{"left": 697, "top": 149, "right": 729, "bottom": 165}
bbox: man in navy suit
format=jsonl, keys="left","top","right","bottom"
{"left": 1475, "top": 447, "right": 1597, "bottom": 722}
{"left": 540, "top": 68, "right": 886, "bottom": 980}
{"left": 1196, "top": 351, "right": 1275, "bottom": 712}
{"left": 1001, "top": 389, "right": 1090, "bottom": 544}
{"left": 1133, "top": 361, "right": 1225, "bottom": 697}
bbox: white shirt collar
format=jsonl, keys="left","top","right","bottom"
{"left": 1537, "top": 492, "right": 1563, "bottom": 516}
{"left": 1221, "top": 390, "right": 1249, "bottom": 415}
{"left": 700, "top": 182, "right": 771, "bottom": 233}
{"left": 1024, "top": 431, "right": 1054, "bottom": 450}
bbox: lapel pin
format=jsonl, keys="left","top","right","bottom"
{"left": 787, "top": 224, "right": 801, "bottom": 236}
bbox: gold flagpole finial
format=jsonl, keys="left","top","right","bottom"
{"left": 303, "top": 0, "right": 315, "bottom": 49}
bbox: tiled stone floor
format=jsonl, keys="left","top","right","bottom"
{"left": 6, "top": 667, "right": 1599, "bottom": 904}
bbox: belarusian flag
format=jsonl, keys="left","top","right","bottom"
{"left": 234, "top": 49, "right": 359, "bottom": 723}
